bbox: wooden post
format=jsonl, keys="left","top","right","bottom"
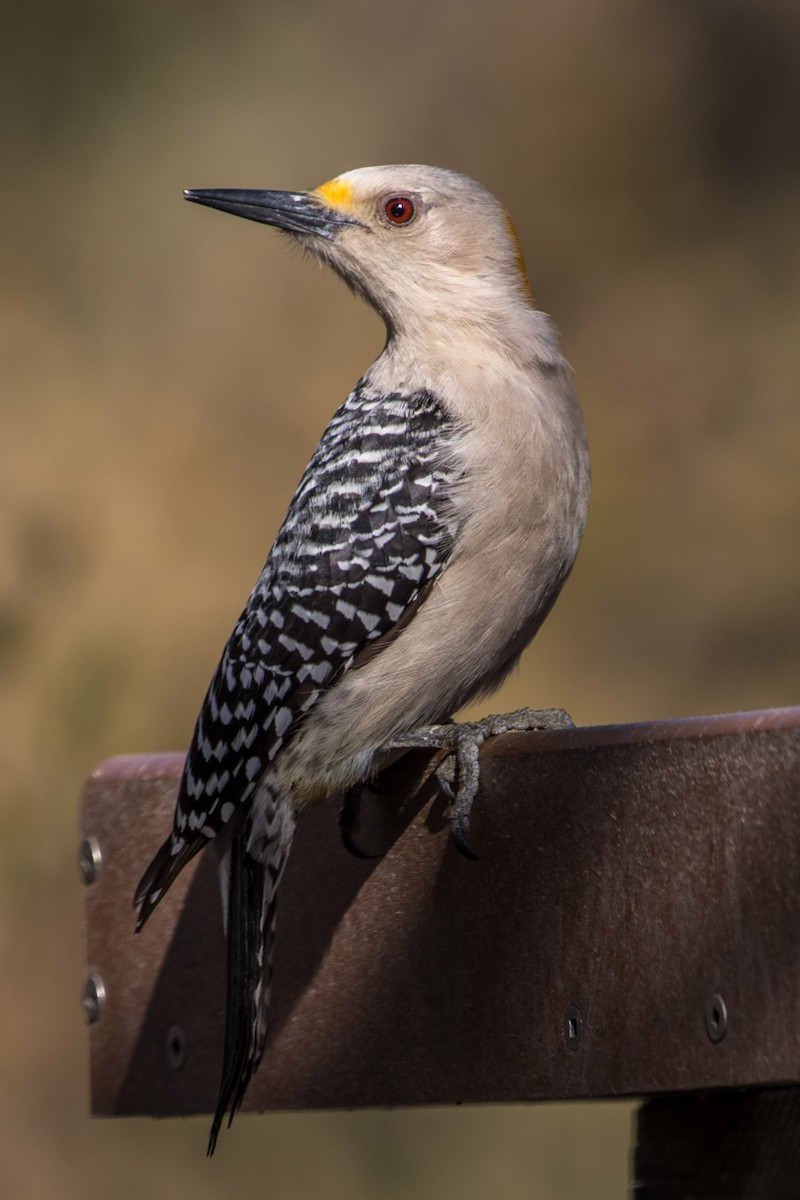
{"left": 634, "top": 1090, "right": 800, "bottom": 1197}
{"left": 80, "top": 708, "right": 800, "bottom": 1191}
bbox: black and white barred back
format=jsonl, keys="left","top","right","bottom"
{"left": 134, "top": 382, "right": 462, "bottom": 925}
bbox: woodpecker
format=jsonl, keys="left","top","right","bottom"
{"left": 134, "top": 165, "right": 590, "bottom": 1153}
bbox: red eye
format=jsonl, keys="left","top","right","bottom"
{"left": 384, "top": 196, "right": 415, "bottom": 225}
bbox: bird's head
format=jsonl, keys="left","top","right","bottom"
{"left": 185, "top": 165, "right": 537, "bottom": 344}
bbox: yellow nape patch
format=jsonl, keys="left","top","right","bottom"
{"left": 504, "top": 213, "right": 534, "bottom": 304}
{"left": 315, "top": 177, "right": 358, "bottom": 214}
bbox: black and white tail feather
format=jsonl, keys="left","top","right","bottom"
{"left": 208, "top": 805, "right": 294, "bottom": 1155}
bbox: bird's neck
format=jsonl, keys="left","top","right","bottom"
{"left": 370, "top": 302, "right": 565, "bottom": 397}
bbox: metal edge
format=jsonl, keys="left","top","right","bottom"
{"left": 83, "top": 707, "right": 800, "bottom": 783}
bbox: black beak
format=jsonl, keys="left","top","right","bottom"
{"left": 183, "top": 188, "right": 355, "bottom": 239}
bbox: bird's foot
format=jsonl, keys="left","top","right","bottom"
{"left": 392, "top": 707, "right": 574, "bottom": 857}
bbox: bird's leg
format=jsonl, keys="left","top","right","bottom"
{"left": 338, "top": 781, "right": 385, "bottom": 859}
{"left": 391, "top": 707, "right": 574, "bottom": 857}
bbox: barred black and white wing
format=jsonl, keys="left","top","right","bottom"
{"left": 134, "top": 383, "right": 461, "bottom": 925}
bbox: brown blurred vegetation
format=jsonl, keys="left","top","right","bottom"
{"left": 2, "top": 0, "right": 800, "bottom": 1195}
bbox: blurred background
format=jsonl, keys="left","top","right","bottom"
{"left": 2, "top": 0, "right": 800, "bottom": 1194}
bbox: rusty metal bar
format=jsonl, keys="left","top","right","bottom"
{"left": 79, "top": 707, "right": 800, "bottom": 1118}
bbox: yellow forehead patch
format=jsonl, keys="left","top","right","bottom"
{"left": 504, "top": 213, "right": 534, "bottom": 304}
{"left": 315, "top": 177, "right": 358, "bottom": 214}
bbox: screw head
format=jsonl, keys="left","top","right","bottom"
{"left": 82, "top": 975, "right": 106, "bottom": 1025}
{"left": 78, "top": 837, "right": 101, "bottom": 885}
{"left": 706, "top": 992, "right": 728, "bottom": 1043}
{"left": 564, "top": 1004, "right": 583, "bottom": 1051}
{"left": 166, "top": 1025, "right": 187, "bottom": 1071}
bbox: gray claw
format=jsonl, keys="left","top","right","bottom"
{"left": 449, "top": 812, "right": 481, "bottom": 860}
{"left": 434, "top": 753, "right": 456, "bottom": 803}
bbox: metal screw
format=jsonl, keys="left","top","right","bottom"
{"left": 706, "top": 992, "right": 728, "bottom": 1043}
{"left": 166, "top": 1025, "right": 187, "bottom": 1070}
{"left": 82, "top": 975, "right": 106, "bottom": 1025}
{"left": 78, "top": 837, "right": 102, "bottom": 885}
{"left": 564, "top": 1004, "right": 582, "bottom": 1050}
